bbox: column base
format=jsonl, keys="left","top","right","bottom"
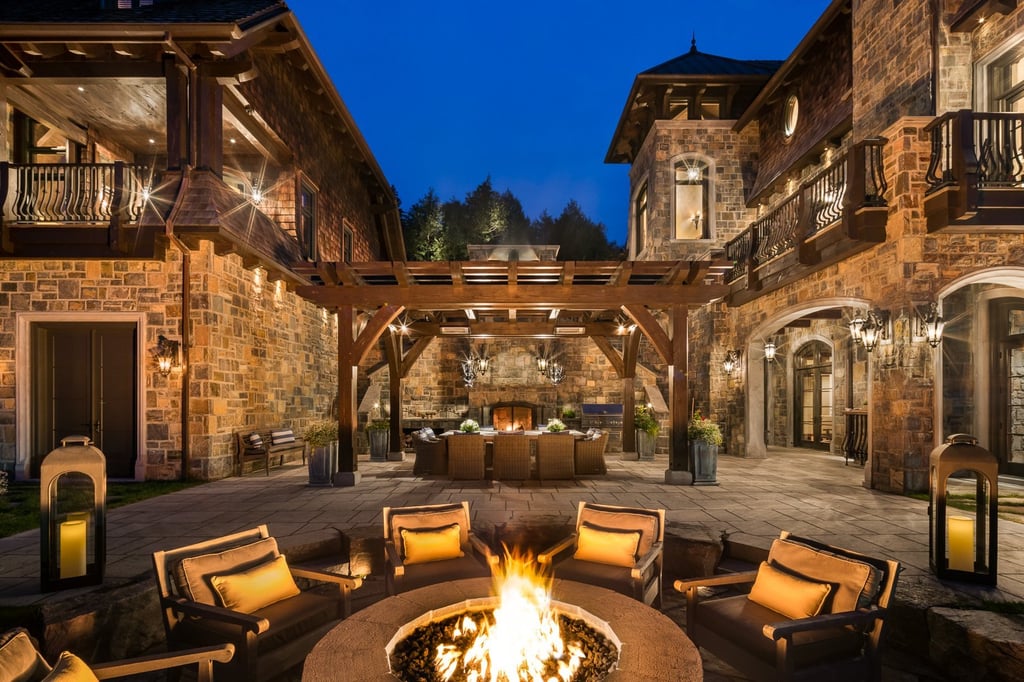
{"left": 332, "top": 471, "right": 362, "bottom": 487}
{"left": 664, "top": 469, "right": 693, "bottom": 485}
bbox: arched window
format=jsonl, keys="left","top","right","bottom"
{"left": 633, "top": 182, "right": 649, "bottom": 256}
{"left": 673, "top": 157, "right": 713, "bottom": 240}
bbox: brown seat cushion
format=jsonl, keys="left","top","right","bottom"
{"left": 0, "top": 628, "right": 52, "bottom": 682}
{"left": 552, "top": 557, "right": 638, "bottom": 597}
{"left": 767, "top": 538, "right": 883, "bottom": 613}
{"left": 175, "top": 536, "right": 280, "bottom": 606}
{"left": 697, "top": 594, "right": 865, "bottom": 669}
{"left": 399, "top": 552, "right": 490, "bottom": 592}
{"left": 577, "top": 505, "right": 660, "bottom": 557}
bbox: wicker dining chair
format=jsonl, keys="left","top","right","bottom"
{"left": 574, "top": 430, "right": 609, "bottom": 474}
{"left": 537, "top": 432, "right": 576, "bottom": 480}
{"left": 447, "top": 432, "right": 486, "bottom": 479}
{"left": 492, "top": 432, "right": 532, "bottom": 480}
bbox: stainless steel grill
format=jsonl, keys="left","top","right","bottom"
{"left": 581, "top": 404, "right": 623, "bottom": 451}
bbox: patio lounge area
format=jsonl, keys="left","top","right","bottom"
{"left": 3, "top": 448, "right": 1024, "bottom": 680}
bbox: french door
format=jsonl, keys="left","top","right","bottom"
{"left": 991, "top": 298, "right": 1024, "bottom": 476}
{"left": 31, "top": 322, "right": 137, "bottom": 478}
{"left": 793, "top": 341, "right": 833, "bottom": 450}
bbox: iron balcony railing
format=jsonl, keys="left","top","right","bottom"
{"left": 725, "top": 138, "right": 887, "bottom": 284}
{"left": 925, "top": 110, "right": 1024, "bottom": 192}
{"left": 1, "top": 162, "right": 151, "bottom": 224}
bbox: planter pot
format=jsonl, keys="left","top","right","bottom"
{"left": 308, "top": 441, "right": 338, "bottom": 486}
{"left": 368, "top": 430, "right": 389, "bottom": 462}
{"left": 691, "top": 441, "right": 719, "bottom": 485}
{"left": 636, "top": 430, "right": 657, "bottom": 461}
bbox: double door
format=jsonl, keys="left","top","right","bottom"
{"left": 794, "top": 341, "right": 833, "bottom": 450}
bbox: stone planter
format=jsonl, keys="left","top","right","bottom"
{"left": 368, "top": 430, "right": 389, "bottom": 461}
{"left": 691, "top": 440, "right": 719, "bottom": 485}
{"left": 308, "top": 441, "right": 338, "bottom": 486}
{"left": 636, "top": 430, "right": 657, "bottom": 461}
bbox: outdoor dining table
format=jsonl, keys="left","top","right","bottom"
{"left": 438, "top": 428, "right": 586, "bottom": 441}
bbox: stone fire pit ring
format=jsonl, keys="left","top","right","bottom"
{"left": 302, "top": 577, "right": 701, "bottom": 682}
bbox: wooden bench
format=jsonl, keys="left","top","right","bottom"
{"left": 235, "top": 427, "right": 305, "bottom": 476}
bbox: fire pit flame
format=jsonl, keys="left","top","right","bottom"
{"left": 434, "top": 553, "right": 585, "bottom": 682}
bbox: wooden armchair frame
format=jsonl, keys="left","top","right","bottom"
{"left": 152, "top": 525, "right": 361, "bottom": 682}
{"left": 673, "top": 531, "right": 900, "bottom": 681}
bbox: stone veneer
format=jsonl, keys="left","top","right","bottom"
{"left": 0, "top": 241, "right": 338, "bottom": 480}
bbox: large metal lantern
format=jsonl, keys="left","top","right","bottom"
{"left": 929, "top": 434, "right": 997, "bottom": 585}
{"left": 40, "top": 436, "right": 106, "bottom": 591}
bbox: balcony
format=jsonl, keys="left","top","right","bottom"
{"left": 924, "top": 110, "right": 1024, "bottom": 232}
{"left": 724, "top": 138, "right": 888, "bottom": 304}
{"left": 0, "top": 162, "right": 165, "bottom": 258}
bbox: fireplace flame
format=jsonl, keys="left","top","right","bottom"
{"left": 435, "top": 553, "right": 584, "bottom": 681}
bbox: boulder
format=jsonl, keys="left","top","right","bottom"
{"left": 928, "top": 607, "right": 1024, "bottom": 681}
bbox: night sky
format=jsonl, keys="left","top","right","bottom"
{"left": 290, "top": 0, "right": 833, "bottom": 246}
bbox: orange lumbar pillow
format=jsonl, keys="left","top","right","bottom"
{"left": 573, "top": 524, "right": 641, "bottom": 567}
{"left": 210, "top": 554, "right": 301, "bottom": 613}
{"left": 43, "top": 651, "right": 99, "bottom": 682}
{"left": 748, "top": 561, "right": 833, "bottom": 620}
{"left": 401, "top": 523, "right": 464, "bottom": 564}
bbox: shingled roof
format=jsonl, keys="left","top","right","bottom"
{"left": 641, "top": 39, "right": 781, "bottom": 78}
{"left": 0, "top": 0, "right": 287, "bottom": 25}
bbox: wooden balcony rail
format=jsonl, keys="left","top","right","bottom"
{"left": 725, "top": 138, "right": 887, "bottom": 286}
{"left": 1, "top": 161, "right": 150, "bottom": 224}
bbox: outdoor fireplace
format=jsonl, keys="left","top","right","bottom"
{"left": 486, "top": 401, "right": 539, "bottom": 431}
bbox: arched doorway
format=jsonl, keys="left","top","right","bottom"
{"left": 793, "top": 340, "right": 833, "bottom": 450}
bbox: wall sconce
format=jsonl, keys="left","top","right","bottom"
{"left": 929, "top": 434, "right": 998, "bottom": 585}
{"left": 460, "top": 359, "right": 477, "bottom": 389}
{"left": 848, "top": 310, "right": 867, "bottom": 345}
{"left": 40, "top": 436, "right": 106, "bottom": 591}
{"left": 154, "top": 335, "right": 180, "bottom": 376}
{"left": 859, "top": 310, "right": 890, "bottom": 353}
{"left": 250, "top": 175, "right": 263, "bottom": 205}
{"left": 723, "top": 350, "right": 740, "bottom": 374}
{"left": 920, "top": 301, "right": 945, "bottom": 348}
{"left": 547, "top": 361, "right": 565, "bottom": 386}
{"left": 763, "top": 340, "right": 777, "bottom": 362}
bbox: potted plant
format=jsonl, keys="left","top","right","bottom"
{"left": 366, "top": 418, "right": 390, "bottom": 461}
{"left": 304, "top": 420, "right": 338, "bottom": 486}
{"left": 459, "top": 418, "right": 480, "bottom": 433}
{"left": 688, "top": 409, "right": 723, "bottom": 485}
{"left": 546, "top": 417, "right": 566, "bottom": 432}
{"left": 634, "top": 405, "right": 659, "bottom": 460}
{"left": 560, "top": 406, "right": 580, "bottom": 430}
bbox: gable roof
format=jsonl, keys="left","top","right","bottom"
{"left": 641, "top": 40, "right": 781, "bottom": 78}
{"left": 0, "top": 0, "right": 286, "bottom": 25}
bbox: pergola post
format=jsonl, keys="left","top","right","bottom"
{"left": 666, "top": 304, "right": 692, "bottom": 484}
{"left": 334, "top": 305, "right": 360, "bottom": 486}
{"left": 385, "top": 330, "right": 404, "bottom": 461}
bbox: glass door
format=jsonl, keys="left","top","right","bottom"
{"left": 793, "top": 341, "right": 833, "bottom": 450}
{"left": 992, "top": 299, "right": 1024, "bottom": 476}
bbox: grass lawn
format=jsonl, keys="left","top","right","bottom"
{"left": 0, "top": 480, "right": 202, "bottom": 538}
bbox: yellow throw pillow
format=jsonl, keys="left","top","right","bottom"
{"left": 210, "top": 555, "right": 301, "bottom": 613}
{"left": 748, "top": 561, "right": 832, "bottom": 620}
{"left": 0, "top": 628, "right": 52, "bottom": 681}
{"left": 42, "top": 651, "right": 99, "bottom": 682}
{"left": 573, "top": 524, "right": 641, "bottom": 567}
{"left": 401, "top": 523, "right": 464, "bottom": 565}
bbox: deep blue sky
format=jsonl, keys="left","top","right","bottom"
{"left": 290, "top": 1, "right": 832, "bottom": 246}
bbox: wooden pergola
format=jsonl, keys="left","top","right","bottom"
{"left": 295, "top": 259, "right": 729, "bottom": 484}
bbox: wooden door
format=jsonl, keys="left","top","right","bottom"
{"left": 32, "top": 323, "right": 137, "bottom": 478}
{"left": 992, "top": 299, "right": 1024, "bottom": 476}
{"left": 793, "top": 341, "right": 833, "bottom": 450}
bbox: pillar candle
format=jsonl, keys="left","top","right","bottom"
{"left": 60, "top": 519, "right": 87, "bottom": 579}
{"left": 947, "top": 515, "right": 974, "bottom": 572}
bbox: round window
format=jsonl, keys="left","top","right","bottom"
{"left": 783, "top": 94, "right": 799, "bottom": 138}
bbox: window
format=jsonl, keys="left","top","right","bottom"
{"left": 633, "top": 183, "right": 648, "bottom": 256}
{"left": 343, "top": 220, "right": 354, "bottom": 263}
{"left": 987, "top": 46, "right": 1024, "bottom": 112}
{"left": 783, "top": 94, "right": 799, "bottom": 138}
{"left": 299, "top": 182, "right": 317, "bottom": 260}
{"left": 673, "top": 158, "right": 711, "bottom": 240}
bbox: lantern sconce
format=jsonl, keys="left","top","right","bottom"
{"left": 40, "top": 435, "right": 106, "bottom": 591}
{"left": 929, "top": 433, "right": 998, "bottom": 585}
{"left": 859, "top": 310, "right": 890, "bottom": 353}
{"left": 848, "top": 310, "right": 867, "bottom": 346}
{"left": 154, "top": 335, "right": 180, "bottom": 376}
{"left": 918, "top": 301, "right": 945, "bottom": 348}
{"left": 763, "top": 340, "right": 777, "bottom": 362}
{"left": 723, "top": 349, "right": 740, "bottom": 375}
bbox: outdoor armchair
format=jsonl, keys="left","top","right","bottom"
{"left": 673, "top": 531, "right": 900, "bottom": 681}
{"left": 538, "top": 501, "right": 665, "bottom": 607}
{"left": 410, "top": 427, "right": 446, "bottom": 475}
{"left": 151, "top": 524, "right": 361, "bottom": 682}
{"left": 0, "top": 627, "right": 234, "bottom": 682}
{"left": 383, "top": 501, "right": 496, "bottom": 595}
{"left": 491, "top": 431, "right": 532, "bottom": 480}
{"left": 536, "top": 431, "right": 576, "bottom": 480}
{"left": 573, "top": 429, "right": 609, "bottom": 474}
{"left": 447, "top": 432, "right": 486, "bottom": 479}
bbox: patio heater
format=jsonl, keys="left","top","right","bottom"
{"left": 40, "top": 435, "right": 107, "bottom": 591}
{"left": 928, "top": 434, "right": 997, "bottom": 585}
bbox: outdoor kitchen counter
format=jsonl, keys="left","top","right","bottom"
{"left": 302, "top": 577, "right": 701, "bottom": 681}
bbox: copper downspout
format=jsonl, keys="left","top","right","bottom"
{"left": 164, "top": 171, "right": 192, "bottom": 481}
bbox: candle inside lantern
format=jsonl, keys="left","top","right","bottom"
{"left": 60, "top": 519, "right": 87, "bottom": 578}
{"left": 947, "top": 515, "right": 974, "bottom": 572}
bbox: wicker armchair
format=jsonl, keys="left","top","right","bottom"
{"left": 574, "top": 430, "right": 608, "bottom": 474}
{"left": 447, "top": 432, "right": 486, "bottom": 479}
{"left": 536, "top": 432, "right": 576, "bottom": 480}
{"left": 492, "top": 432, "right": 532, "bottom": 480}
{"left": 411, "top": 428, "right": 446, "bottom": 475}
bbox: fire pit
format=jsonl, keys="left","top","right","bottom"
{"left": 302, "top": 578, "right": 701, "bottom": 682}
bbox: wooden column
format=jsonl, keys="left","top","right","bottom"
{"left": 164, "top": 55, "right": 188, "bottom": 171}
{"left": 335, "top": 305, "right": 360, "bottom": 485}
{"left": 385, "top": 330, "right": 403, "bottom": 459}
{"left": 668, "top": 305, "right": 691, "bottom": 475}
{"left": 194, "top": 63, "right": 223, "bottom": 174}
{"left": 621, "top": 327, "right": 641, "bottom": 452}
